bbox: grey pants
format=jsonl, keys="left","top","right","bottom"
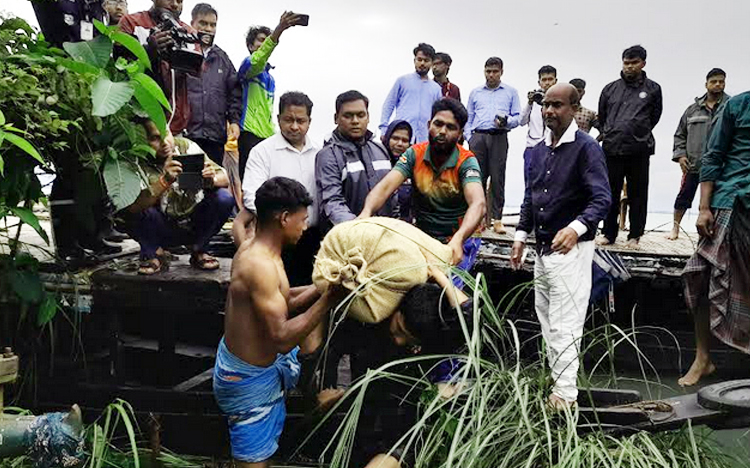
{"left": 469, "top": 132, "right": 509, "bottom": 220}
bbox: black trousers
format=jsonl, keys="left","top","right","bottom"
{"left": 190, "top": 137, "right": 225, "bottom": 167}
{"left": 238, "top": 131, "right": 265, "bottom": 182}
{"left": 281, "top": 226, "right": 322, "bottom": 287}
{"left": 469, "top": 132, "right": 509, "bottom": 219}
{"left": 602, "top": 153, "right": 650, "bottom": 241}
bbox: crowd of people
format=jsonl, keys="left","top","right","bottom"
{"left": 28, "top": 0, "right": 750, "bottom": 467}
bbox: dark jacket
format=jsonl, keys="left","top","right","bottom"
{"left": 381, "top": 119, "right": 413, "bottom": 165}
{"left": 186, "top": 46, "right": 242, "bottom": 143}
{"left": 598, "top": 71, "right": 663, "bottom": 157}
{"left": 519, "top": 129, "right": 611, "bottom": 255}
{"left": 316, "top": 129, "right": 396, "bottom": 231}
{"left": 31, "top": 0, "right": 106, "bottom": 47}
{"left": 672, "top": 92, "right": 730, "bottom": 173}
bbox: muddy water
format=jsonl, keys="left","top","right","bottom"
{"left": 613, "top": 373, "right": 750, "bottom": 467}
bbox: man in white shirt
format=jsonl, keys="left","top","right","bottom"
{"left": 232, "top": 91, "right": 321, "bottom": 286}
{"left": 520, "top": 65, "right": 558, "bottom": 172}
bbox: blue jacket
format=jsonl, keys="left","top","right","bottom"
{"left": 186, "top": 45, "right": 242, "bottom": 143}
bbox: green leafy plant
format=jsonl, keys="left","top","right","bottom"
{"left": 0, "top": 15, "right": 170, "bottom": 400}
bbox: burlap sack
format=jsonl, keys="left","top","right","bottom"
{"left": 313, "top": 217, "right": 452, "bottom": 323}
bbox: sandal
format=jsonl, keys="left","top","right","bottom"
{"left": 156, "top": 248, "right": 175, "bottom": 263}
{"left": 189, "top": 252, "right": 220, "bottom": 271}
{"left": 138, "top": 257, "right": 168, "bottom": 275}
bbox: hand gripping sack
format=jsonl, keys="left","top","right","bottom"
{"left": 313, "top": 217, "right": 453, "bottom": 323}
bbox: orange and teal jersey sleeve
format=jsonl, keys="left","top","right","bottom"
{"left": 458, "top": 154, "right": 482, "bottom": 187}
{"left": 393, "top": 147, "right": 416, "bottom": 179}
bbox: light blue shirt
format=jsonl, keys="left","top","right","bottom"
{"left": 465, "top": 83, "right": 522, "bottom": 140}
{"left": 380, "top": 72, "right": 443, "bottom": 144}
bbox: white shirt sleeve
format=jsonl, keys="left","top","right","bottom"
{"left": 514, "top": 230, "right": 528, "bottom": 243}
{"left": 241, "top": 145, "right": 271, "bottom": 211}
{"left": 567, "top": 220, "right": 588, "bottom": 237}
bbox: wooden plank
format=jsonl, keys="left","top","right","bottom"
{"left": 479, "top": 226, "right": 698, "bottom": 259}
{"left": 173, "top": 368, "right": 214, "bottom": 392}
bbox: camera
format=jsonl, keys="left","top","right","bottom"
{"left": 531, "top": 89, "right": 545, "bottom": 106}
{"left": 495, "top": 114, "right": 508, "bottom": 128}
{"left": 154, "top": 9, "right": 203, "bottom": 74}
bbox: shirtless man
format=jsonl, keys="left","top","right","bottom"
{"left": 213, "top": 176, "right": 342, "bottom": 468}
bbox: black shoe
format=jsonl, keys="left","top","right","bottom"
{"left": 102, "top": 227, "right": 128, "bottom": 243}
{"left": 83, "top": 239, "right": 123, "bottom": 256}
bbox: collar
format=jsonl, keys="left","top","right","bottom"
{"left": 332, "top": 128, "right": 374, "bottom": 148}
{"left": 414, "top": 71, "right": 430, "bottom": 81}
{"left": 620, "top": 70, "right": 646, "bottom": 86}
{"left": 544, "top": 120, "right": 579, "bottom": 148}
{"left": 697, "top": 92, "right": 728, "bottom": 109}
{"left": 274, "top": 134, "right": 314, "bottom": 153}
{"left": 424, "top": 144, "right": 460, "bottom": 172}
{"left": 483, "top": 82, "right": 505, "bottom": 91}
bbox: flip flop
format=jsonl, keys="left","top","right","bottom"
{"left": 138, "top": 257, "right": 168, "bottom": 275}
{"left": 189, "top": 252, "right": 220, "bottom": 271}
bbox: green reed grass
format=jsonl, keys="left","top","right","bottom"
{"left": 304, "top": 267, "right": 744, "bottom": 468}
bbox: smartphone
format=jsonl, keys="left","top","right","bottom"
{"left": 175, "top": 153, "right": 204, "bottom": 173}
{"left": 294, "top": 14, "right": 309, "bottom": 26}
{"left": 174, "top": 154, "right": 204, "bottom": 190}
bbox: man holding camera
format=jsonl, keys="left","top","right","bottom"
{"left": 521, "top": 65, "right": 558, "bottom": 167}
{"left": 119, "top": 0, "right": 199, "bottom": 135}
{"left": 464, "top": 57, "right": 521, "bottom": 234}
{"left": 185, "top": 3, "right": 242, "bottom": 166}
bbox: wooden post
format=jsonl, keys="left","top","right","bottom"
{"left": 1, "top": 347, "right": 19, "bottom": 414}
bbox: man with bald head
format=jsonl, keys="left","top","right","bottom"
{"left": 511, "top": 83, "right": 611, "bottom": 409}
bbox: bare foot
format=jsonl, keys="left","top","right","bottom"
{"left": 626, "top": 238, "right": 640, "bottom": 249}
{"left": 316, "top": 388, "right": 345, "bottom": 412}
{"left": 547, "top": 393, "right": 577, "bottom": 411}
{"left": 493, "top": 220, "right": 507, "bottom": 234}
{"left": 595, "top": 235, "right": 613, "bottom": 246}
{"left": 678, "top": 359, "right": 716, "bottom": 387}
{"left": 666, "top": 230, "right": 679, "bottom": 241}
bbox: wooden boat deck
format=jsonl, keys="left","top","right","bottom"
{"left": 477, "top": 217, "right": 699, "bottom": 278}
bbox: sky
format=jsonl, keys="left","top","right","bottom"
{"left": 3, "top": 0, "right": 750, "bottom": 213}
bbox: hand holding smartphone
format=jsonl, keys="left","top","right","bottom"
{"left": 293, "top": 13, "right": 309, "bottom": 26}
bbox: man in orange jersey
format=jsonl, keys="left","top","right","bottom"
{"left": 359, "top": 98, "right": 486, "bottom": 265}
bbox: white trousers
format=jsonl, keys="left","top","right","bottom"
{"left": 533, "top": 241, "right": 594, "bottom": 402}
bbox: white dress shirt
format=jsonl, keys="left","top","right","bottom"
{"left": 520, "top": 101, "right": 545, "bottom": 148}
{"left": 242, "top": 133, "right": 320, "bottom": 226}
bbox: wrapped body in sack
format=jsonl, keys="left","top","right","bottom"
{"left": 313, "top": 217, "right": 453, "bottom": 323}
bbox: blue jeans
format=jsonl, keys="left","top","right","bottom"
{"left": 122, "top": 189, "right": 234, "bottom": 259}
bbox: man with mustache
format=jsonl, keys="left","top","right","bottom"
{"left": 379, "top": 43, "right": 443, "bottom": 144}
{"left": 360, "top": 98, "right": 486, "bottom": 266}
{"left": 510, "top": 83, "right": 611, "bottom": 409}
{"left": 234, "top": 91, "right": 320, "bottom": 287}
